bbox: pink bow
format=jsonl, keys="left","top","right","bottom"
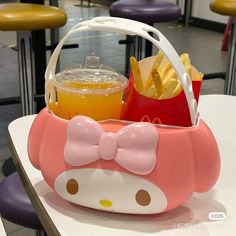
{"left": 64, "top": 116, "right": 158, "bottom": 175}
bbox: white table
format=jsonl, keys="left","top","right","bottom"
{"left": 0, "top": 218, "right": 7, "bottom": 236}
{"left": 8, "top": 95, "right": 236, "bottom": 236}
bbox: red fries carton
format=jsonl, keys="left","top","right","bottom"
{"left": 122, "top": 56, "right": 202, "bottom": 127}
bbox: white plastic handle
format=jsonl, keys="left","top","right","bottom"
{"left": 45, "top": 16, "right": 198, "bottom": 126}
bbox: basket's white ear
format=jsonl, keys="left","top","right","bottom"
{"left": 190, "top": 122, "right": 220, "bottom": 192}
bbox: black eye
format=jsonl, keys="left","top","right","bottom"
{"left": 66, "top": 178, "right": 79, "bottom": 195}
{"left": 135, "top": 189, "right": 151, "bottom": 206}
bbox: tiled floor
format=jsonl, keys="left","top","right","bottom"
{"left": 0, "top": 0, "right": 227, "bottom": 235}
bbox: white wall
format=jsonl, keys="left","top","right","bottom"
{"left": 191, "top": 0, "right": 228, "bottom": 23}
{"left": 169, "top": 0, "right": 228, "bottom": 23}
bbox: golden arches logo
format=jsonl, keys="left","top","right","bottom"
{"left": 140, "top": 115, "right": 162, "bottom": 124}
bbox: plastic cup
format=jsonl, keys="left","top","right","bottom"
{"left": 47, "top": 67, "right": 128, "bottom": 121}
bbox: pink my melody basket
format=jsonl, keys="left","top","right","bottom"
{"left": 28, "top": 17, "right": 220, "bottom": 214}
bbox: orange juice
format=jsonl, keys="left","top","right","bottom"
{"left": 46, "top": 68, "right": 128, "bottom": 120}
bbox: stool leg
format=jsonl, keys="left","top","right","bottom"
{"left": 36, "top": 229, "right": 47, "bottom": 236}
{"left": 124, "top": 35, "right": 134, "bottom": 75}
{"left": 225, "top": 17, "right": 236, "bottom": 95}
{"left": 50, "top": 29, "right": 60, "bottom": 73}
{"left": 17, "top": 31, "right": 35, "bottom": 115}
{"left": 145, "top": 24, "right": 153, "bottom": 58}
{"left": 49, "top": 0, "right": 60, "bottom": 73}
{"left": 145, "top": 35, "right": 153, "bottom": 58}
{"left": 124, "top": 36, "right": 145, "bottom": 75}
{"left": 136, "top": 37, "right": 144, "bottom": 61}
{"left": 32, "top": 30, "right": 47, "bottom": 112}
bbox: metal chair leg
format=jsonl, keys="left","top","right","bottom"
{"left": 225, "top": 17, "right": 236, "bottom": 95}
{"left": 17, "top": 31, "right": 35, "bottom": 115}
{"left": 36, "top": 229, "right": 47, "bottom": 236}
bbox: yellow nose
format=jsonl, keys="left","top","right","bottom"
{"left": 99, "top": 199, "right": 112, "bottom": 208}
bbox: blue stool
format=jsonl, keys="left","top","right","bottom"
{"left": 109, "top": 0, "right": 181, "bottom": 74}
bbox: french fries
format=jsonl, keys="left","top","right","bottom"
{"left": 151, "top": 69, "right": 163, "bottom": 98}
{"left": 144, "top": 51, "right": 164, "bottom": 90}
{"left": 180, "top": 53, "right": 191, "bottom": 77}
{"left": 158, "top": 63, "right": 172, "bottom": 80}
{"left": 159, "top": 78, "right": 178, "bottom": 99}
{"left": 130, "top": 51, "right": 203, "bottom": 100}
{"left": 130, "top": 56, "right": 144, "bottom": 93}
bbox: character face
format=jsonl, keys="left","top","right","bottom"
{"left": 54, "top": 169, "right": 167, "bottom": 214}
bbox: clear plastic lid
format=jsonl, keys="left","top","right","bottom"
{"left": 55, "top": 53, "right": 128, "bottom": 94}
